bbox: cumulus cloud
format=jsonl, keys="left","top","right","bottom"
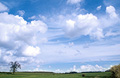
{"left": 62, "top": 6, "right": 120, "bottom": 39}
{"left": 0, "top": 12, "right": 47, "bottom": 65}
{"left": 67, "top": 0, "right": 83, "bottom": 4}
{"left": 67, "top": 64, "right": 107, "bottom": 72}
{"left": 22, "top": 46, "right": 40, "bottom": 57}
{"left": 0, "top": 2, "right": 8, "bottom": 12}
{"left": 0, "top": 48, "right": 43, "bottom": 64}
{"left": 80, "top": 65, "right": 106, "bottom": 71}
{"left": 0, "top": 12, "right": 47, "bottom": 45}
{"left": 66, "top": 19, "right": 75, "bottom": 29}
{"left": 1, "top": 50, "right": 25, "bottom": 63}
{"left": 30, "top": 20, "right": 47, "bottom": 33}
{"left": 97, "top": 5, "right": 102, "bottom": 10}
{"left": 106, "top": 5, "right": 118, "bottom": 19}
{"left": 65, "top": 13, "right": 104, "bottom": 39}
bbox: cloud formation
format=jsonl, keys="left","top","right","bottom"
{"left": 65, "top": 13, "right": 104, "bottom": 39}
{"left": 97, "top": 5, "right": 102, "bottom": 10}
{"left": 62, "top": 5, "right": 120, "bottom": 40}
{"left": 0, "top": 12, "right": 47, "bottom": 63}
{"left": 106, "top": 6, "right": 118, "bottom": 19}
{"left": 67, "top": 64, "right": 108, "bottom": 72}
{"left": 0, "top": 2, "right": 8, "bottom": 12}
{"left": 0, "top": 12, "right": 47, "bottom": 45}
{"left": 80, "top": 65, "right": 107, "bottom": 71}
{"left": 22, "top": 46, "right": 40, "bottom": 57}
{"left": 0, "top": 0, "right": 120, "bottom": 72}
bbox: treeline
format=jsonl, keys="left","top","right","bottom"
{"left": 0, "top": 72, "right": 12, "bottom": 74}
{"left": 19, "top": 71, "right": 54, "bottom": 73}
{"left": 81, "top": 71, "right": 102, "bottom": 73}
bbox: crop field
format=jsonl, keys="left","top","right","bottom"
{"left": 0, "top": 72, "right": 111, "bottom": 78}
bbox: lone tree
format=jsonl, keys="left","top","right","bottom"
{"left": 110, "top": 64, "right": 120, "bottom": 78}
{"left": 10, "top": 61, "right": 21, "bottom": 74}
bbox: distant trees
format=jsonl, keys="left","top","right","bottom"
{"left": 10, "top": 61, "right": 21, "bottom": 74}
{"left": 110, "top": 64, "right": 120, "bottom": 78}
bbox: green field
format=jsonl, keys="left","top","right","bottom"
{"left": 0, "top": 72, "right": 111, "bottom": 78}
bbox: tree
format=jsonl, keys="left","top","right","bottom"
{"left": 110, "top": 64, "right": 120, "bottom": 78}
{"left": 10, "top": 61, "right": 21, "bottom": 74}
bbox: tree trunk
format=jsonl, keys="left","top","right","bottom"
{"left": 13, "top": 67, "right": 15, "bottom": 74}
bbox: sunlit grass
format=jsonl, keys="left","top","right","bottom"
{"left": 0, "top": 72, "right": 111, "bottom": 78}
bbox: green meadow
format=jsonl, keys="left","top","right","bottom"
{"left": 0, "top": 72, "right": 111, "bottom": 78}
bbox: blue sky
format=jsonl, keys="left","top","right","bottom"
{"left": 0, "top": 0, "right": 120, "bottom": 72}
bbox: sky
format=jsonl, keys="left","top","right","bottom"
{"left": 0, "top": 0, "right": 120, "bottom": 73}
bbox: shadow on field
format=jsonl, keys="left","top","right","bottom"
{"left": 0, "top": 72, "right": 12, "bottom": 74}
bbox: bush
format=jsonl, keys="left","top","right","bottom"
{"left": 82, "top": 74, "right": 85, "bottom": 77}
{"left": 110, "top": 64, "right": 120, "bottom": 78}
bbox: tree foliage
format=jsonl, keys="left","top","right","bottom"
{"left": 10, "top": 61, "right": 21, "bottom": 74}
{"left": 110, "top": 64, "right": 120, "bottom": 78}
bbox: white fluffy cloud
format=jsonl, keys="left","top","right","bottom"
{"left": 106, "top": 6, "right": 118, "bottom": 19}
{"left": 65, "top": 13, "right": 104, "bottom": 39}
{"left": 67, "top": 65, "right": 107, "bottom": 72}
{"left": 0, "top": 12, "right": 47, "bottom": 64}
{"left": 67, "top": 0, "right": 82, "bottom": 4}
{"left": 80, "top": 65, "right": 107, "bottom": 71}
{"left": 66, "top": 19, "right": 75, "bottom": 30}
{"left": 0, "top": 2, "right": 8, "bottom": 12}
{"left": 63, "top": 6, "right": 120, "bottom": 39}
{"left": 0, "top": 12, "right": 47, "bottom": 45}
{"left": 23, "top": 46, "right": 40, "bottom": 57}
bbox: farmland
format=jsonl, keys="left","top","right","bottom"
{"left": 0, "top": 72, "right": 111, "bottom": 78}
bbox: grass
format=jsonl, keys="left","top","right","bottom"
{"left": 0, "top": 72, "right": 111, "bottom": 78}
